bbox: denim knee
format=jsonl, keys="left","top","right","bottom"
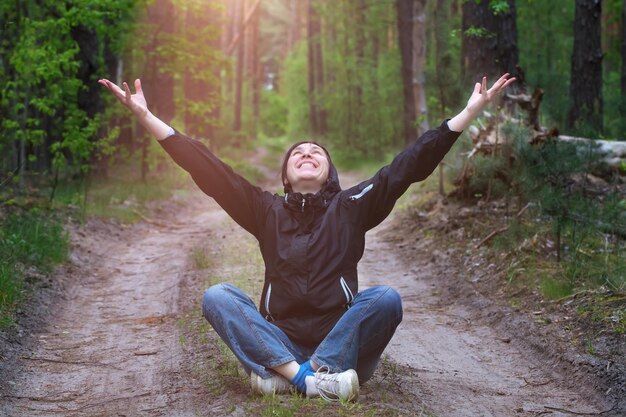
{"left": 374, "top": 286, "right": 403, "bottom": 324}
{"left": 202, "top": 283, "right": 229, "bottom": 320}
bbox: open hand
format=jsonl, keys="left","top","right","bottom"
{"left": 98, "top": 78, "right": 149, "bottom": 118}
{"left": 465, "top": 73, "right": 516, "bottom": 116}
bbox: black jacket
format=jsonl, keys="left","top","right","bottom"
{"left": 160, "top": 120, "right": 461, "bottom": 346}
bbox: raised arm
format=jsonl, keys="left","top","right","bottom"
{"left": 98, "top": 78, "right": 271, "bottom": 239}
{"left": 98, "top": 78, "right": 173, "bottom": 140}
{"left": 447, "top": 73, "right": 516, "bottom": 132}
{"left": 347, "top": 73, "right": 516, "bottom": 231}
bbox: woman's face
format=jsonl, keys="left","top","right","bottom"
{"left": 284, "top": 142, "right": 330, "bottom": 193}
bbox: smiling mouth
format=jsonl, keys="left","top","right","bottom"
{"left": 297, "top": 161, "right": 318, "bottom": 168}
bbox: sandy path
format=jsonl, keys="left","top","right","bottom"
{"left": 1, "top": 196, "right": 222, "bottom": 417}
{"left": 0, "top": 180, "right": 617, "bottom": 416}
{"left": 359, "top": 218, "right": 613, "bottom": 417}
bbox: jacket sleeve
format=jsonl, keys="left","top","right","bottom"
{"left": 158, "top": 130, "right": 270, "bottom": 240}
{"left": 349, "top": 119, "right": 461, "bottom": 231}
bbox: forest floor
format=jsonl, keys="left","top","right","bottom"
{"left": 0, "top": 166, "right": 624, "bottom": 417}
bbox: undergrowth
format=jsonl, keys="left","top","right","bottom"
{"left": 52, "top": 166, "right": 188, "bottom": 223}
{"left": 0, "top": 209, "right": 68, "bottom": 328}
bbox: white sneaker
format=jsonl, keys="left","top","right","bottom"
{"left": 308, "top": 366, "right": 359, "bottom": 402}
{"left": 250, "top": 371, "right": 292, "bottom": 395}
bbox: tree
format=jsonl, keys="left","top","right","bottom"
{"left": 568, "top": 0, "right": 603, "bottom": 133}
{"left": 307, "top": 0, "right": 326, "bottom": 136}
{"left": 140, "top": 0, "right": 176, "bottom": 181}
{"left": 461, "top": 0, "right": 518, "bottom": 88}
{"left": 234, "top": 0, "right": 245, "bottom": 133}
{"left": 397, "top": 0, "right": 428, "bottom": 145}
{"left": 622, "top": 0, "right": 626, "bottom": 100}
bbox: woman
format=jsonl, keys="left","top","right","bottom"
{"left": 99, "top": 73, "right": 515, "bottom": 402}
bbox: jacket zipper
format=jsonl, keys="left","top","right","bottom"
{"left": 264, "top": 283, "right": 274, "bottom": 321}
{"left": 339, "top": 276, "right": 354, "bottom": 304}
{"left": 349, "top": 184, "right": 373, "bottom": 200}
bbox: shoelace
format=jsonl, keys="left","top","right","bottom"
{"left": 313, "top": 365, "right": 341, "bottom": 402}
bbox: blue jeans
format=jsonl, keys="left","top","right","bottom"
{"left": 201, "top": 283, "right": 403, "bottom": 384}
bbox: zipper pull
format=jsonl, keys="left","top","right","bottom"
{"left": 301, "top": 198, "right": 305, "bottom": 212}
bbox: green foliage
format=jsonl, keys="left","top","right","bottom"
{"left": 260, "top": 89, "right": 288, "bottom": 137}
{"left": 472, "top": 122, "right": 626, "bottom": 293}
{"left": 517, "top": 0, "right": 574, "bottom": 131}
{"left": 280, "top": 1, "right": 403, "bottom": 156}
{"left": 283, "top": 44, "right": 311, "bottom": 140}
{"left": 0, "top": 1, "right": 138, "bottom": 185}
{"left": 464, "top": 26, "right": 495, "bottom": 39}
{"left": 539, "top": 277, "right": 573, "bottom": 299}
{"left": 0, "top": 209, "right": 68, "bottom": 327}
{"left": 488, "top": 0, "right": 511, "bottom": 15}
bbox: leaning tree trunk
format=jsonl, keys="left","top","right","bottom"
{"left": 568, "top": 0, "right": 603, "bottom": 133}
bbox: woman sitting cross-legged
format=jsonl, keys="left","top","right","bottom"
{"left": 99, "top": 73, "right": 515, "bottom": 401}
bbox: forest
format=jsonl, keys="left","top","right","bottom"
{"left": 0, "top": 0, "right": 625, "bottom": 415}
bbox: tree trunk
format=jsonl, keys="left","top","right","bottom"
{"left": 251, "top": 5, "right": 261, "bottom": 133}
{"left": 397, "top": 0, "right": 417, "bottom": 144}
{"left": 355, "top": 0, "right": 367, "bottom": 145}
{"left": 288, "top": 0, "right": 301, "bottom": 53}
{"left": 462, "top": 0, "right": 499, "bottom": 85}
{"left": 397, "top": 0, "right": 427, "bottom": 145}
{"left": 234, "top": 0, "right": 245, "bottom": 134}
{"left": 183, "top": 4, "right": 220, "bottom": 140}
{"left": 141, "top": 0, "right": 176, "bottom": 181}
{"left": 307, "top": 0, "right": 325, "bottom": 136}
{"left": 496, "top": 1, "right": 521, "bottom": 95}
{"left": 622, "top": 0, "right": 626, "bottom": 97}
{"left": 412, "top": 0, "right": 429, "bottom": 137}
{"left": 568, "top": 0, "right": 603, "bottom": 132}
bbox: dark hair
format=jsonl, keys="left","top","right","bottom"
{"left": 281, "top": 141, "right": 332, "bottom": 192}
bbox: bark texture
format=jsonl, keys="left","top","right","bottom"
{"left": 461, "top": 0, "right": 518, "bottom": 87}
{"left": 307, "top": 0, "right": 326, "bottom": 136}
{"left": 568, "top": 0, "right": 603, "bottom": 132}
{"left": 397, "top": 0, "right": 418, "bottom": 144}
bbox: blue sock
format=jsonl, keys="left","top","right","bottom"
{"left": 291, "top": 362, "right": 314, "bottom": 393}
{"left": 300, "top": 360, "right": 314, "bottom": 375}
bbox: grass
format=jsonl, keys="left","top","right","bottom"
{"left": 193, "top": 246, "right": 212, "bottom": 270}
{"left": 0, "top": 209, "right": 69, "bottom": 328}
{"left": 52, "top": 166, "right": 189, "bottom": 223}
{"left": 0, "top": 163, "right": 189, "bottom": 328}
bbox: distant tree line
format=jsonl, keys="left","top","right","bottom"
{"left": 0, "top": 0, "right": 624, "bottom": 191}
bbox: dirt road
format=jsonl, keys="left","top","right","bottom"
{"left": 360, "top": 223, "right": 613, "bottom": 416}
{"left": 0, "top": 185, "right": 619, "bottom": 416}
{"left": 0, "top": 196, "right": 224, "bottom": 416}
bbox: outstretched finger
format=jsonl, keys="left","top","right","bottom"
{"left": 99, "top": 79, "right": 125, "bottom": 102}
{"left": 123, "top": 82, "right": 132, "bottom": 102}
{"left": 501, "top": 77, "right": 516, "bottom": 90}
{"left": 481, "top": 76, "right": 487, "bottom": 95}
{"left": 490, "top": 73, "right": 512, "bottom": 92}
{"left": 134, "top": 79, "right": 143, "bottom": 95}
